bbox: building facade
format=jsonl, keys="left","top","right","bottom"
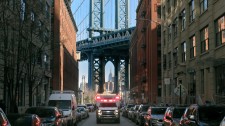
{"left": 0, "top": 0, "right": 52, "bottom": 111}
{"left": 130, "top": 0, "right": 161, "bottom": 104}
{"left": 161, "top": 0, "right": 225, "bottom": 105}
{"left": 52, "top": 0, "right": 79, "bottom": 95}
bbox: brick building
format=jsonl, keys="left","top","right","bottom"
{"left": 161, "top": 0, "right": 225, "bottom": 104}
{"left": 130, "top": 0, "right": 161, "bottom": 104}
{"left": 52, "top": 0, "right": 79, "bottom": 95}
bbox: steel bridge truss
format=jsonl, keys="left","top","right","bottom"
{"left": 88, "top": 0, "right": 129, "bottom": 37}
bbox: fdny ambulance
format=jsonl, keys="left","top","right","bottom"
{"left": 95, "top": 93, "right": 121, "bottom": 123}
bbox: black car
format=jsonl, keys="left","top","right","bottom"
{"left": 136, "top": 104, "right": 150, "bottom": 126}
{"left": 25, "top": 106, "right": 64, "bottom": 126}
{"left": 145, "top": 106, "right": 168, "bottom": 126}
{"left": 7, "top": 113, "right": 42, "bottom": 126}
{"left": 163, "top": 106, "right": 186, "bottom": 126}
{"left": 179, "top": 104, "right": 225, "bottom": 126}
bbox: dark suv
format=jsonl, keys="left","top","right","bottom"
{"left": 163, "top": 106, "right": 186, "bottom": 126}
{"left": 179, "top": 104, "right": 225, "bottom": 126}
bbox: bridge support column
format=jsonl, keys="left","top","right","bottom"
{"left": 88, "top": 53, "right": 93, "bottom": 90}
{"left": 98, "top": 56, "right": 105, "bottom": 93}
{"left": 125, "top": 57, "right": 129, "bottom": 90}
{"left": 114, "top": 57, "right": 119, "bottom": 93}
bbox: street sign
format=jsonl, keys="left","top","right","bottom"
{"left": 174, "top": 84, "right": 186, "bottom": 96}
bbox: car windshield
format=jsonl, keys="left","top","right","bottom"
{"left": 78, "top": 107, "right": 85, "bottom": 111}
{"left": 78, "top": 105, "right": 87, "bottom": 109}
{"left": 199, "top": 106, "right": 225, "bottom": 122}
{"left": 48, "top": 100, "right": 71, "bottom": 110}
{"left": 26, "top": 108, "right": 56, "bottom": 118}
{"left": 173, "top": 108, "right": 186, "bottom": 118}
{"left": 86, "top": 104, "right": 93, "bottom": 106}
{"left": 127, "top": 104, "right": 135, "bottom": 108}
{"left": 151, "top": 107, "right": 167, "bottom": 114}
{"left": 100, "top": 103, "right": 117, "bottom": 107}
{"left": 142, "top": 106, "right": 150, "bottom": 112}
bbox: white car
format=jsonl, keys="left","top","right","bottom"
{"left": 220, "top": 116, "right": 225, "bottom": 126}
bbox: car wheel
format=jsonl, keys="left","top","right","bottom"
{"left": 96, "top": 119, "right": 101, "bottom": 124}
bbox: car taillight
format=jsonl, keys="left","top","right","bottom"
{"left": 33, "top": 117, "right": 41, "bottom": 126}
{"left": 2, "top": 120, "right": 8, "bottom": 126}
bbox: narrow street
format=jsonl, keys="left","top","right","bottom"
{"left": 77, "top": 111, "right": 136, "bottom": 126}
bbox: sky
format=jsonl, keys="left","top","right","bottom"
{"left": 71, "top": 1, "right": 138, "bottom": 85}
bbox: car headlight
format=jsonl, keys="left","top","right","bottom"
{"left": 114, "top": 110, "right": 119, "bottom": 115}
{"left": 98, "top": 110, "right": 102, "bottom": 115}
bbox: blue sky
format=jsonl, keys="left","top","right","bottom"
{"left": 71, "top": 1, "right": 138, "bottom": 85}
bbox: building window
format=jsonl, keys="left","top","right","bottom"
{"left": 215, "top": 15, "right": 225, "bottom": 46}
{"left": 157, "top": 5, "right": 161, "bottom": 19}
{"left": 45, "top": 2, "right": 50, "bottom": 19}
{"left": 200, "top": 0, "right": 208, "bottom": 14}
{"left": 200, "top": 69, "right": 204, "bottom": 94}
{"left": 189, "top": 0, "right": 195, "bottom": 23}
{"left": 43, "top": 53, "right": 49, "bottom": 69}
{"left": 31, "top": 11, "right": 35, "bottom": 21}
{"left": 167, "top": 0, "right": 171, "bottom": 14}
{"left": 168, "top": 25, "right": 172, "bottom": 42}
{"left": 200, "top": 26, "right": 209, "bottom": 52}
{"left": 163, "top": 54, "right": 167, "bottom": 70}
{"left": 163, "top": 6, "right": 166, "bottom": 19}
{"left": 190, "top": 35, "right": 196, "bottom": 58}
{"left": 215, "top": 65, "right": 225, "bottom": 95}
{"left": 181, "top": 42, "right": 186, "bottom": 62}
{"left": 168, "top": 52, "right": 171, "bottom": 69}
{"left": 173, "top": 47, "right": 178, "bottom": 67}
{"left": 174, "top": 0, "right": 177, "bottom": 9}
{"left": 20, "top": 0, "right": 26, "bottom": 21}
{"left": 163, "top": 30, "right": 166, "bottom": 45}
{"left": 180, "top": 9, "right": 186, "bottom": 31}
{"left": 173, "top": 18, "right": 178, "bottom": 38}
{"left": 190, "top": 72, "right": 196, "bottom": 96}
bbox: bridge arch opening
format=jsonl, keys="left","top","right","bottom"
{"left": 104, "top": 61, "right": 115, "bottom": 93}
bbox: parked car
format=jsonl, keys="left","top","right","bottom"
{"left": 162, "top": 106, "right": 186, "bottom": 126}
{"left": 122, "top": 104, "right": 135, "bottom": 117}
{"left": 136, "top": 104, "right": 150, "bottom": 126}
{"left": 25, "top": 106, "right": 64, "bottom": 126}
{"left": 86, "top": 103, "right": 95, "bottom": 112}
{"left": 179, "top": 104, "right": 225, "bottom": 126}
{"left": 0, "top": 108, "right": 11, "bottom": 126}
{"left": 220, "top": 116, "right": 225, "bottom": 126}
{"left": 77, "top": 105, "right": 89, "bottom": 116}
{"left": 76, "top": 108, "right": 82, "bottom": 122}
{"left": 144, "top": 106, "right": 167, "bottom": 126}
{"left": 127, "top": 107, "right": 135, "bottom": 119}
{"left": 78, "top": 107, "right": 89, "bottom": 119}
{"left": 132, "top": 105, "right": 140, "bottom": 122}
{"left": 7, "top": 113, "right": 42, "bottom": 126}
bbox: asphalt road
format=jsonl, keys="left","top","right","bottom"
{"left": 77, "top": 111, "right": 136, "bottom": 126}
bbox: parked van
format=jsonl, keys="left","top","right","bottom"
{"left": 48, "top": 90, "right": 77, "bottom": 126}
